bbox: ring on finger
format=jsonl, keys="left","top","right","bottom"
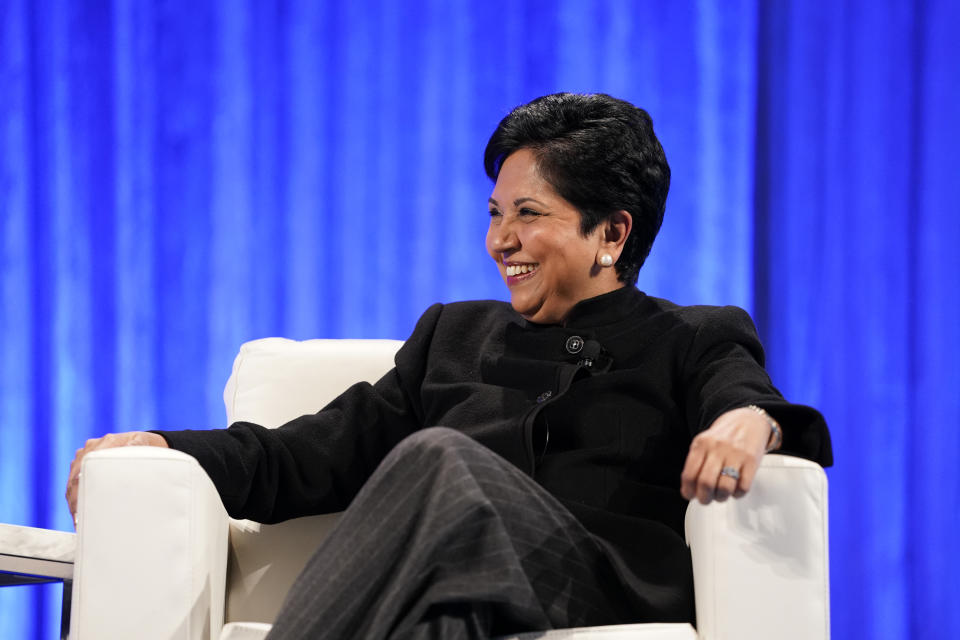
{"left": 719, "top": 466, "right": 740, "bottom": 481}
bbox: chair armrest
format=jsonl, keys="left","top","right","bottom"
{"left": 70, "top": 447, "right": 229, "bottom": 640}
{"left": 685, "top": 454, "right": 830, "bottom": 640}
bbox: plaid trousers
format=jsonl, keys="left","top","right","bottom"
{"left": 266, "top": 427, "right": 643, "bottom": 640}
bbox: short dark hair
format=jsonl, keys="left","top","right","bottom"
{"left": 483, "top": 93, "right": 670, "bottom": 285}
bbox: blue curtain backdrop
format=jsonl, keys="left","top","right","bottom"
{"left": 1, "top": 1, "right": 957, "bottom": 638}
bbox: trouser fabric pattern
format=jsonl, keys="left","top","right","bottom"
{"left": 266, "top": 427, "right": 642, "bottom": 640}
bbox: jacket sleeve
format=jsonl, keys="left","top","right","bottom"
{"left": 154, "top": 303, "right": 444, "bottom": 523}
{"left": 680, "top": 305, "right": 833, "bottom": 466}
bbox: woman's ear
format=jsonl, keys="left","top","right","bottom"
{"left": 602, "top": 210, "right": 632, "bottom": 258}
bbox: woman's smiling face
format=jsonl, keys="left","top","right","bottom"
{"left": 485, "top": 149, "right": 626, "bottom": 325}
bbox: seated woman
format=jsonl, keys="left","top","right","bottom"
{"left": 66, "top": 93, "right": 832, "bottom": 639}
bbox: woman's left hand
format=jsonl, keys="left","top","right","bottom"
{"left": 680, "top": 407, "right": 771, "bottom": 504}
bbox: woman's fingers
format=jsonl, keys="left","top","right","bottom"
{"left": 691, "top": 450, "right": 747, "bottom": 504}
{"left": 680, "top": 439, "right": 706, "bottom": 500}
{"left": 681, "top": 407, "right": 771, "bottom": 504}
{"left": 681, "top": 436, "right": 742, "bottom": 503}
{"left": 695, "top": 452, "right": 725, "bottom": 504}
{"left": 714, "top": 467, "right": 739, "bottom": 502}
{"left": 66, "top": 437, "right": 103, "bottom": 519}
{"left": 65, "top": 431, "right": 169, "bottom": 524}
{"left": 733, "top": 455, "right": 759, "bottom": 498}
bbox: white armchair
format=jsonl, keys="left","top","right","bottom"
{"left": 68, "top": 338, "right": 830, "bottom": 640}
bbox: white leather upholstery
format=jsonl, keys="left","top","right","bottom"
{"left": 70, "top": 446, "right": 228, "bottom": 640}
{"left": 220, "top": 338, "right": 830, "bottom": 640}
{"left": 218, "top": 621, "right": 699, "bottom": 640}
{"left": 66, "top": 337, "right": 829, "bottom": 640}
{"left": 219, "top": 622, "right": 272, "bottom": 640}
{"left": 686, "top": 455, "right": 830, "bottom": 640}
{"left": 219, "top": 621, "right": 700, "bottom": 640}
{"left": 223, "top": 337, "right": 404, "bottom": 427}
{"left": 500, "top": 623, "right": 698, "bottom": 639}
{"left": 224, "top": 514, "right": 341, "bottom": 624}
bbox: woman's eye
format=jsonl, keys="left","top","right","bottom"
{"left": 518, "top": 208, "right": 542, "bottom": 217}
{"left": 488, "top": 209, "right": 502, "bottom": 218}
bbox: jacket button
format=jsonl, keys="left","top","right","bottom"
{"left": 536, "top": 390, "right": 553, "bottom": 403}
{"left": 565, "top": 335, "right": 584, "bottom": 354}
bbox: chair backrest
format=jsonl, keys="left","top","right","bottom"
{"left": 224, "top": 337, "right": 403, "bottom": 427}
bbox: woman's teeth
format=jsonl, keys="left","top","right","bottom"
{"left": 506, "top": 264, "right": 538, "bottom": 277}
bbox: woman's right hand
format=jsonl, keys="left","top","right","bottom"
{"left": 66, "top": 431, "right": 169, "bottom": 524}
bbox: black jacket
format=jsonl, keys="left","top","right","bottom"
{"left": 159, "top": 286, "right": 832, "bottom": 622}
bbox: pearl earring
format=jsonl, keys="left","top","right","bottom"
{"left": 598, "top": 254, "right": 614, "bottom": 267}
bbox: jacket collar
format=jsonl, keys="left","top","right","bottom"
{"left": 500, "top": 287, "right": 651, "bottom": 370}
{"left": 559, "top": 286, "right": 647, "bottom": 330}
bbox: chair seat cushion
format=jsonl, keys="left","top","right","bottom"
{"left": 498, "top": 623, "right": 697, "bottom": 639}
{"left": 219, "top": 622, "right": 697, "bottom": 640}
{"left": 220, "top": 622, "right": 272, "bottom": 640}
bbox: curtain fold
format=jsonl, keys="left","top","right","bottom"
{"left": 754, "top": 2, "right": 960, "bottom": 637}
{"left": 1, "top": 2, "right": 956, "bottom": 638}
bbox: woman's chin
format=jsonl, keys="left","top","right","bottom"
{"left": 511, "top": 298, "right": 565, "bottom": 325}
{"left": 510, "top": 297, "right": 540, "bottom": 320}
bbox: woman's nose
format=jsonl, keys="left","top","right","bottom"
{"left": 490, "top": 220, "right": 519, "bottom": 251}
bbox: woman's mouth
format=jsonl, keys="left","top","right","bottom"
{"left": 505, "top": 263, "right": 539, "bottom": 284}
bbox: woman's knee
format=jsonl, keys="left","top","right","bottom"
{"left": 387, "top": 427, "right": 480, "bottom": 465}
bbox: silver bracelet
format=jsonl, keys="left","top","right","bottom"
{"left": 746, "top": 404, "right": 783, "bottom": 452}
